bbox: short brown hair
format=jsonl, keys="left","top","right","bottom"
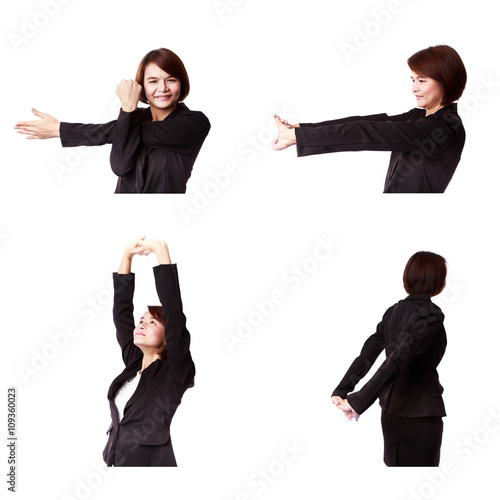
{"left": 135, "top": 48, "right": 190, "bottom": 104}
{"left": 408, "top": 45, "right": 467, "bottom": 107}
{"left": 403, "top": 251, "right": 447, "bottom": 296}
{"left": 147, "top": 305, "right": 167, "bottom": 360}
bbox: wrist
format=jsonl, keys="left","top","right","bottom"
{"left": 121, "top": 103, "right": 138, "bottom": 113}
{"left": 154, "top": 241, "right": 171, "bottom": 265}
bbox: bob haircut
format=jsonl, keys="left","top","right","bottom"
{"left": 147, "top": 305, "right": 167, "bottom": 360}
{"left": 403, "top": 251, "right": 447, "bottom": 297}
{"left": 135, "top": 48, "right": 190, "bottom": 104}
{"left": 407, "top": 45, "right": 467, "bottom": 107}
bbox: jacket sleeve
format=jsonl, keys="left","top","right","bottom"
{"left": 299, "top": 112, "right": 407, "bottom": 128}
{"left": 347, "top": 304, "right": 445, "bottom": 415}
{"left": 153, "top": 264, "right": 195, "bottom": 387}
{"left": 331, "top": 319, "right": 385, "bottom": 399}
{"left": 59, "top": 119, "right": 116, "bottom": 147}
{"left": 296, "top": 111, "right": 456, "bottom": 157}
{"left": 110, "top": 109, "right": 142, "bottom": 177}
{"left": 112, "top": 272, "right": 142, "bottom": 366}
{"left": 140, "top": 111, "right": 211, "bottom": 152}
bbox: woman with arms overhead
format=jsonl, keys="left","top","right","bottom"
{"left": 15, "top": 48, "right": 210, "bottom": 193}
{"left": 331, "top": 251, "right": 448, "bottom": 466}
{"left": 103, "top": 236, "right": 195, "bottom": 466}
{"left": 272, "top": 45, "right": 467, "bottom": 193}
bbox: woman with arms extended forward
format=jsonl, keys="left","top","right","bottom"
{"left": 331, "top": 251, "right": 448, "bottom": 466}
{"left": 15, "top": 48, "right": 210, "bottom": 193}
{"left": 103, "top": 236, "right": 195, "bottom": 466}
{"left": 272, "top": 45, "right": 467, "bottom": 193}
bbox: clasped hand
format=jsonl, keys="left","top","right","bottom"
{"left": 331, "top": 396, "right": 360, "bottom": 422}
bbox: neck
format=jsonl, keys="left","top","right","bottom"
{"left": 140, "top": 352, "right": 160, "bottom": 373}
{"left": 151, "top": 104, "right": 177, "bottom": 122}
{"left": 425, "top": 103, "right": 444, "bottom": 116}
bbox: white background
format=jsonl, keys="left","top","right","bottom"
{"left": 2, "top": 0, "right": 499, "bottom": 498}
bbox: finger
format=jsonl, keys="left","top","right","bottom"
{"left": 15, "top": 129, "right": 38, "bottom": 136}
{"left": 14, "top": 122, "right": 36, "bottom": 129}
{"left": 31, "top": 108, "right": 46, "bottom": 118}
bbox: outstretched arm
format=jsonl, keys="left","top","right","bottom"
{"left": 14, "top": 108, "right": 60, "bottom": 139}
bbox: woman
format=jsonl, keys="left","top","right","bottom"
{"left": 331, "top": 251, "right": 448, "bottom": 466}
{"left": 103, "top": 236, "right": 195, "bottom": 466}
{"left": 14, "top": 48, "right": 210, "bottom": 193}
{"left": 272, "top": 45, "right": 467, "bottom": 193}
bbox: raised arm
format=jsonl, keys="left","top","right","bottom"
{"left": 113, "top": 236, "right": 146, "bottom": 366}
{"left": 131, "top": 239, "right": 195, "bottom": 386}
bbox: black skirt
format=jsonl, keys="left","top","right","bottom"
{"left": 381, "top": 410, "right": 443, "bottom": 466}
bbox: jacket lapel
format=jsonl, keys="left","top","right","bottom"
{"left": 122, "top": 359, "right": 161, "bottom": 414}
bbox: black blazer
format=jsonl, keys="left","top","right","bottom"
{"left": 331, "top": 294, "right": 446, "bottom": 417}
{"left": 60, "top": 103, "right": 210, "bottom": 193}
{"left": 103, "top": 264, "right": 195, "bottom": 466}
{"left": 295, "top": 104, "right": 465, "bottom": 193}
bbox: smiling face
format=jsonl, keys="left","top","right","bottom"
{"left": 143, "top": 62, "right": 181, "bottom": 118}
{"left": 410, "top": 71, "right": 443, "bottom": 115}
{"left": 133, "top": 311, "right": 166, "bottom": 352}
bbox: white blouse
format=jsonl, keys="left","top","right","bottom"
{"left": 114, "top": 372, "right": 141, "bottom": 422}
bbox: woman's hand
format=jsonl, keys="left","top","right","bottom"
{"left": 118, "top": 236, "right": 146, "bottom": 274}
{"left": 276, "top": 115, "right": 301, "bottom": 129}
{"left": 271, "top": 114, "right": 297, "bottom": 151}
{"left": 335, "top": 398, "right": 360, "bottom": 421}
{"left": 14, "top": 108, "right": 60, "bottom": 139}
{"left": 116, "top": 79, "right": 142, "bottom": 112}
{"left": 129, "top": 239, "right": 172, "bottom": 265}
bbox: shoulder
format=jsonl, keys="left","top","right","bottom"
{"left": 438, "top": 104, "right": 464, "bottom": 131}
{"left": 412, "top": 300, "right": 445, "bottom": 325}
{"left": 403, "top": 108, "right": 427, "bottom": 121}
{"left": 175, "top": 103, "right": 209, "bottom": 121}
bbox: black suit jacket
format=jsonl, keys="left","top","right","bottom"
{"left": 331, "top": 294, "right": 446, "bottom": 417}
{"left": 103, "top": 264, "right": 195, "bottom": 466}
{"left": 60, "top": 103, "right": 210, "bottom": 193}
{"left": 296, "top": 104, "right": 465, "bottom": 193}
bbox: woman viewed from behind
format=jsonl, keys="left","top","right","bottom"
{"left": 331, "top": 251, "right": 448, "bottom": 466}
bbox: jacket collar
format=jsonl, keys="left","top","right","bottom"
{"left": 405, "top": 293, "right": 431, "bottom": 301}
{"left": 145, "top": 101, "right": 188, "bottom": 121}
{"left": 436, "top": 103, "right": 458, "bottom": 115}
